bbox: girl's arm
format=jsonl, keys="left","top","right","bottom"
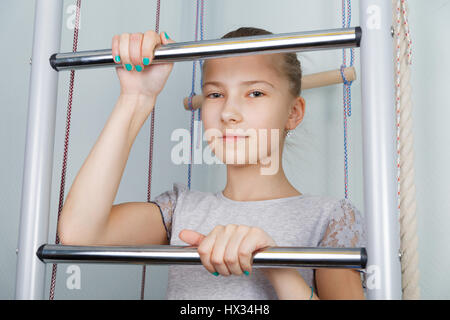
{"left": 262, "top": 268, "right": 319, "bottom": 300}
{"left": 263, "top": 268, "right": 366, "bottom": 300}
{"left": 314, "top": 269, "right": 366, "bottom": 299}
{"left": 58, "top": 93, "right": 156, "bottom": 245}
{"left": 58, "top": 30, "right": 176, "bottom": 245}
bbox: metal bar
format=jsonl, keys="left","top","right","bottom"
{"left": 360, "top": 0, "right": 402, "bottom": 299}
{"left": 15, "top": 0, "right": 63, "bottom": 300}
{"left": 50, "top": 27, "right": 361, "bottom": 71}
{"left": 37, "top": 245, "right": 367, "bottom": 269}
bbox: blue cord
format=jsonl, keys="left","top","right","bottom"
{"left": 341, "top": 0, "right": 354, "bottom": 199}
{"left": 187, "top": 0, "right": 204, "bottom": 190}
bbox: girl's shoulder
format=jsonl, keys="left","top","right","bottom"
{"left": 151, "top": 182, "right": 211, "bottom": 211}
{"left": 315, "top": 196, "right": 367, "bottom": 248}
{"left": 295, "top": 194, "right": 366, "bottom": 248}
{"left": 300, "top": 193, "right": 362, "bottom": 215}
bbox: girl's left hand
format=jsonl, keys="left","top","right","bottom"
{"left": 179, "top": 224, "right": 277, "bottom": 276}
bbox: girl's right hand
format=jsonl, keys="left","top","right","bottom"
{"left": 112, "top": 30, "right": 176, "bottom": 99}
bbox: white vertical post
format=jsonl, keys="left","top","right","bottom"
{"left": 359, "top": 0, "right": 402, "bottom": 299}
{"left": 15, "top": 0, "right": 63, "bottom": 299}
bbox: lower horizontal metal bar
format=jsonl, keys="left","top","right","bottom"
{"left": 37, "top": 244, "right": 367, "bottom": 269}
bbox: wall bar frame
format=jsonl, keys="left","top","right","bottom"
{"left": 359, "top": 0, "right": 402, "bottom": 299}
{"left": 15, "top": 0, "right": 402, "bottom": 300}
{"left": 15, "top": 0, "right": 63, "bottom": 300}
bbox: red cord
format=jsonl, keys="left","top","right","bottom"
{"left": 49, "top": 0, "right": 82, "bottom": 300}
{"left": 49, "top": 0, "right": 161, "bottom": 300}
{"left": 141, "top": 0, "right": 161, "bottom": 300}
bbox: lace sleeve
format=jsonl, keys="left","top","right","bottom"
{"left": 318, "top": 199, "right": 367, "bottom": 248}
{"left": 150, "top": 183, "right": 188, "bottom": 243}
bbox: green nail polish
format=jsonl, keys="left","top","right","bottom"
{"left": 212, "top": 272, "right": 219, "bottom": 276}
{"left": 143, "top": 57, "right": 150, "bottom": 66}
{"left": 125, "top": 64, "right": 132, "bottom": 71}
{"left": 135, "top": 65, "right": 143, "bottom": 72}
{"left": 244, "top": 270, "right": 250, "bottom": 276}
{"left": 165, "top": 32, "right": 170, "bottom": 39}
{"left": 115, "top": 55, "right": 121, "bottom": 63}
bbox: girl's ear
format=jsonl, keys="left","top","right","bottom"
{"left": 286, "top": 96, "right": 305, "bottom": 129}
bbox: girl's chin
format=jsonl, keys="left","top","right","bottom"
{"left": 215, "top": 153, "right": 261, "bottom": 165}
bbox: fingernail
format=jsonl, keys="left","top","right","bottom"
{"left": 125, "top": 64, "right": 133, "bottom": 71}
{"left": 135, "top": 65, "right": 143, "bottom": 72}
{"left": 212, "top": 272, "right": 219, "bottom": 277}
{"left": 114, "top": 55, "right": 121, "bottom": 63}
{"left": 244, "top": 270, "right": 250, "bottom": 276}
{"left": 143, "top": 57, "right": 150, "bottom": 65}
{"left": 165, "top": 32, "right": 170, "bottom": 39}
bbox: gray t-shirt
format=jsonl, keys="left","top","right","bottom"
{"left": 151, "top": 182, "right": 367, "bottom": 300}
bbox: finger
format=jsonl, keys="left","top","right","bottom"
{"left": 142, "top": 30, "right": 160, "bottom": 67}
{"left": 129, "top": 32, "right": 144, "bottom": 71}
{"left": 224, "top": 225, "right": 249, "bottom": 276}
{"left": 179, "top": 229, "right": 206, "bottom": 246}
{"left": 238, "top": 227, "right": 272, "bottom": 275}
{"left": 156, "top": 31, "right": 175, "bottom": 68}
{"left": 112, "top": 35, "right": 121, "bottom": 64}
{"left": 160, "top": 31, "right": 175, "bottom": 45}
{"left": 211, "top": 225, "right": 236, "bottom": 276}
{"left": 119, "top": 33, "right": 132, "bottom": 70}
{"left": 197, "top": 227, "right": 220, "bottom": 274}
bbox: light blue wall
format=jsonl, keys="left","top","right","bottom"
{"left": 0, "top": 0, "right": 447, "bottom": 299}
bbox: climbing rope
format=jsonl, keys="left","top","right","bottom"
{"left": 392, "top": 0, "right": 420, "bottom": 300}
{"left": 49, "top": 0, "right": 82, "bottom": 300}
{"left": 341, "top": 0, "right": 354, "bottom": 200}
{"left": 187, "top": 0, "right": 205, "bottom": 190}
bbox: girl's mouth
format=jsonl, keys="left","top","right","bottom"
{"left": 221, "top": 136, "right": 248, "bottom": 141}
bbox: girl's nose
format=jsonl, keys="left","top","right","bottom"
{"left": 221, "top": 109, "right": 242, "bottom": 124}
{"left": 221, "top": 98, "right": 243, "bottom": 123}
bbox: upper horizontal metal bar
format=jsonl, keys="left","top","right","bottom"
{"left": 50, "top": 27, "right": 361, "bottom": 71}
{"left": 37, "top": 244, "right": 367, "bottom": 269}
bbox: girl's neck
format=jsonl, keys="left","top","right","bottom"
{"left": 222, "top": 163, "right": 301, "bottom": 202}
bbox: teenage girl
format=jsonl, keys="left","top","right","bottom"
{"left": 58, "top": 27, "right": 367, "bottom": 300}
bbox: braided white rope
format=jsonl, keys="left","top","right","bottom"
{"left": 393, "top": 0, "right": 420, "bottom": 300}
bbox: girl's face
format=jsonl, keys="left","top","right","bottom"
{"left": 201, "top": 54, "right": 302, "bottom": 170}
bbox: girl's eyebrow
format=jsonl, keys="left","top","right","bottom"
{"left": 202, "top": 80, "right": 275, "bottom": 89}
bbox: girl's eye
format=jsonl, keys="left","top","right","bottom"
{"left": 206, "top": 91, "right": 265, "bottom": 99}
{"left": 207, "top": 93, "right": 223, "bottom": 99}
{"left": 249, "top": 91, "right": 264, "bottom": 98}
